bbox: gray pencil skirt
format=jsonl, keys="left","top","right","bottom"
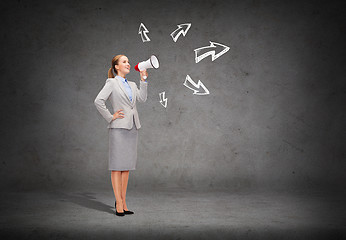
{"left": 108, "top": 127, "right": 138, "bottom": 171}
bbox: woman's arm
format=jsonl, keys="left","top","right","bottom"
{"left": 94, "top": 79, "right": 114, "bottom": 123}
{"left": 136, "top": 81, "right": 148, "bottom": 103}
{"left": 136, "top": 70, "right": 148, "bottom": 102}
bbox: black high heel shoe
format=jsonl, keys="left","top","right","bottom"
{"left": 114, "top": 200, "right": 125, "bottom": 216}
{"left": 123, "top": 209, "right": 134, "bottom": 215}
{"left": 115, "top": 200, "right": 134, "bottom": 215}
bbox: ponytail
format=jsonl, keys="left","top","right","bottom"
{"left": 108, "top": 54, "right": 124, "bottom": 78}
{"left": 108, "top": 67, "right": 114, "bottom": 78}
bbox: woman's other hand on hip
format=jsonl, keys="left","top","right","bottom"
{"left": 112, "top": 109, "right": 124, "bottom": 121}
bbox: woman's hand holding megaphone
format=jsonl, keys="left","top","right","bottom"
{"left": 140, "top": 70, "right": 148, "bottom": 81}
{"left": 135, "top": 55, "right": 159, "bottom": 81}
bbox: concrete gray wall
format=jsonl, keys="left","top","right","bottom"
{"left": 1, "top": 0, "right": 345, "bottom": 192}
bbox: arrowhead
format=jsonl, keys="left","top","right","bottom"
{"left": 176, "top": 23, "right": 191, "bottom": 36}
{"left": 170, "top": 23, "right": 191, "bottom": 42}
{"left": 193, "top": 80, "right": 208, "bottom": 95}
{"left": 209, "top": 41, "right": 230, "bottom": 61}
{"left": 138, "top": 23, "right": 148, "bottom": 33}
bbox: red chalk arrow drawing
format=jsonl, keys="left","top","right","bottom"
{"left": 183, "top": 75, "right": 210, "bottom": 95}
{"left": 194, "top": 41, "right": 230, "bottom": 63}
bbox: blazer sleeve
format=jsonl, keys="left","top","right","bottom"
{"left": 136, "top": 81, "right": 148, "bottom": 103}
{"left": 94, "top": 79, "right": 114, "bottom": 123}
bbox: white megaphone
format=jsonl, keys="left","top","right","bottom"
{"left": 134, "top": 55, "right": 159, "bottom": 79}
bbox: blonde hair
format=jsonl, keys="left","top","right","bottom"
{"left": 108, "top": 54, "right": 125, "bottom": 78}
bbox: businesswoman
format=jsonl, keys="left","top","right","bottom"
{"left": 94, "top": 55, "right": 148, "bottom": 216}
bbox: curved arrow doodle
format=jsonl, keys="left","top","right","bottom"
{"left": 170, "top": 23, "right": 191, "bottom": 42}
{"left": 183, "top": 75, "right": 210, "bottom": 95}
{"left": 194, "top": 41, "right": 230, "bottom": 63}
{"left": 159, "top": 91, "right": 168, "bottom": 108}
{"left": 138, "top": 23, "right": 150, "bottom": 42}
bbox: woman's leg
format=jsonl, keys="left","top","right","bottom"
{"left": 121, "top": 170, "right": 130, "bottom": 211}
{"left": 111, "top": 170, "right": 124, "bottom": 213}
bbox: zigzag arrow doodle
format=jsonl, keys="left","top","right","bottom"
{"left": 194, "top": 41, "right": 230, "bottom": 63}
{"left": 159, "top": 91, "right": 168, "bottom": 108}
{"left": 170, "top": 23, "right": 191, "bottom": 42}
{"left": 138, "top": 23, "right": 150, "bottom": 42}
{"left": 183, "top": 75, "right": 210, "bottom": 95}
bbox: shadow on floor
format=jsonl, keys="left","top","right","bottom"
{"left": 55, "top": 191, "right": 114, "bottom": 215}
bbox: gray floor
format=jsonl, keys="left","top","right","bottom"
{"left": 1, "top": 188, "right": 345, "bottom": 239}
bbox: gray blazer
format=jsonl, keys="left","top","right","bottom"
{"left": 94, "top": 76, "right": 148, "bottom": 129}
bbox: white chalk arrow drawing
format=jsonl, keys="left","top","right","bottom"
{"left": 170, "top": 23, "right": 191, "bottom": 42}
{"left": 138, "top": 23, "right": 150, "bottom": 42}
{"left": 194, "top": 41, "right": 230, "bottom": 63}
{"left": 183, "top": 75, "right": 210, "bottom": 95}
{"left": 159, "top": 91, "right": 168, "bottom": 108}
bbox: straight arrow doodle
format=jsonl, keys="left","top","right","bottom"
{"left": 170, "top": 23, "right": 191, "bottom": 42}
{"left": 194, "top": 41, "right": 230, "bottom": 63}
{"left": 159, "top": 91, "right": 168, "bottom": 108}
{"left": 138, "top": 23, "right": 150, "bottom": 42}
{"left": 183, "top": 75, "right": 210, "bottom": 95}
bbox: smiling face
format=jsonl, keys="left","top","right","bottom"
{"left": 115, "top": 56, "right": 130, "bottom": 77}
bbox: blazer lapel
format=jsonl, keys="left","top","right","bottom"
{"left": 115, "top": 76, "right": 132, "bottom": 104}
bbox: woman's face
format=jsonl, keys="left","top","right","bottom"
{"left": 115, "top": 56, "right": 130, "bottom": 76}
